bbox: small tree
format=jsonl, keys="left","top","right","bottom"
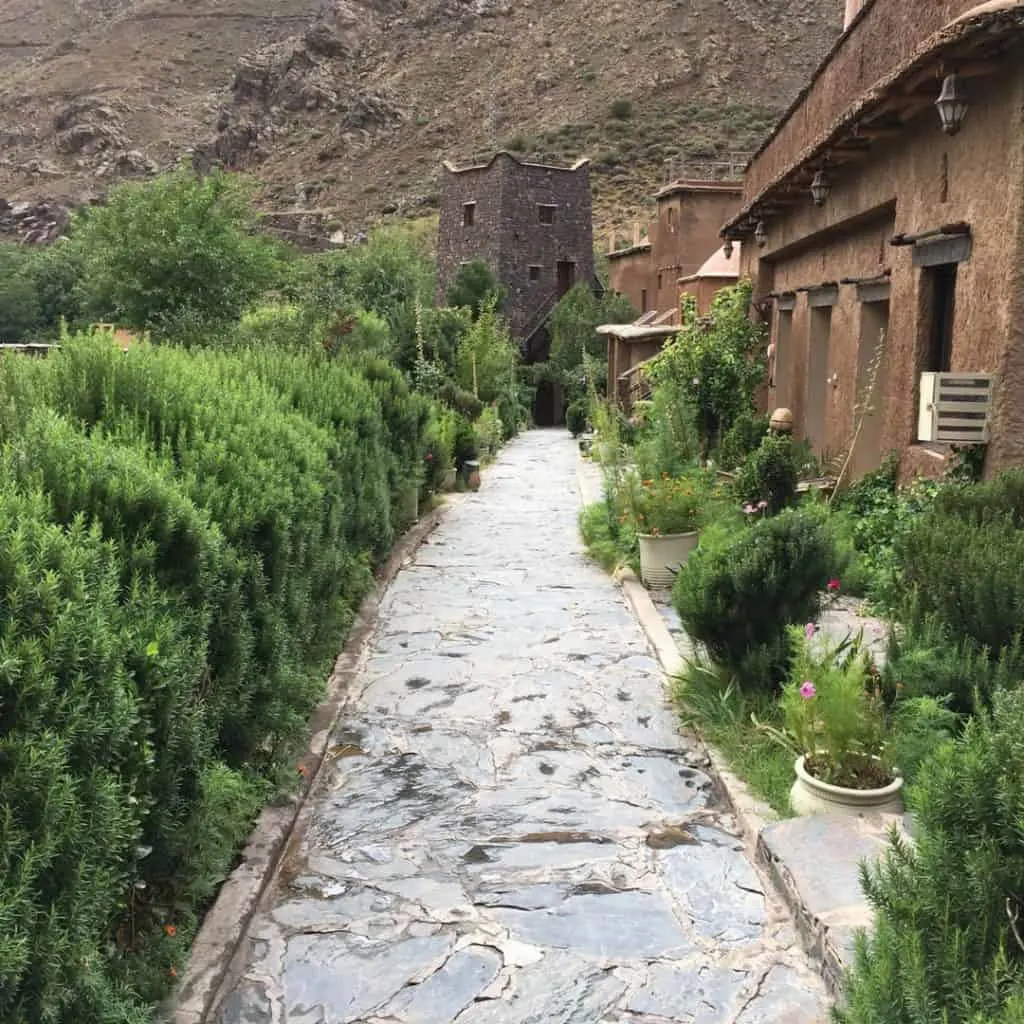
{"left": 649, "top": 282, "right": 767, "bottom": 454}
{"left": 548, "top": 284, "right": 636, "bottom": 401}
{"left": 456, "top": 298, "right": 519, "bottom": 404}
{"left": 73, "top": 166, "right": 283, "bottom": 336}
{"left": 445, "top": 260, "right": 505, "bottom": 319}
{"left": 339, "top": 224, "right": 436, "bottom": 371}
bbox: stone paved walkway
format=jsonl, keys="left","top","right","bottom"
{"left": 216, "top": 430, "right": 829, "bottom": 1024}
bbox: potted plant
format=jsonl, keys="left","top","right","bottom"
{"left": 763, "top": 624, "right": 903, "bottom": 816}
{"left": 633, "top": 473, "right": 707, "bottom": 588}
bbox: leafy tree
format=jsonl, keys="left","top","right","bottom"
{"left": 649, "top": 281, "right": 766, "bottom": 452}
{"left": 456, "top": 298, "right": 519, "bottom": 404}
{"left": 72, "top": 166, "right": 283, "bottom": 335}
{"left": 22, "top": 241, "right": 85, "bottom": 332}
{"left": 445, "top": 260, "right": 505, "bottom": 318}
{"left": 338, "top": 224, "right": 435, "bottom": 370}
{"left": 548, "top": 284, "right": 635, "bottom": 399}
{"left": 0, "top": 244, "right": 40, "bottom": 341}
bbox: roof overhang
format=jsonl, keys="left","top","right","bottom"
{"left": 722, "top": 1, "right": 1024, "bottom": 240}
{"left": 443, "top": 152, "right": 591, "bottom": 174}
{"left": 606, "top": 242, "right": 652, "bottom": 260}
{"left": 596, "top": 324, "right": 679, "bottom": 341}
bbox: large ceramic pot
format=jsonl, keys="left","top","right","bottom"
{"left": 637, "top": 531, "right": 699, "bottom": 589}
{"left": 790, "top": 756, "right": 903, "bottom": 816}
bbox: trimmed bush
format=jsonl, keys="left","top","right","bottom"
{"left": 0, "top": 332, "right": 432, "bottom": 1020}
{"left": 837, "top": 688, "right": 1024, "bottom": 1023}
{"left": 716, "top": 411, "right": 769, "bottom": 472}
{"left": 733, "top": 434, "right": 800, "bottom": 514}
{"left": 566, "top": 400, "right": 587, "bottom": 438}
{"left": 895, "top": 471, "right": 1024, "bottom": 654}
{"left": 673, "top": 509, "right": 840, "bottom": 687}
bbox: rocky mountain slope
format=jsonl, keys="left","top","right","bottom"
{"left": 0, "top": 0, "right": 842, "bottom": 244}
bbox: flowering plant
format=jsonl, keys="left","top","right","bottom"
{"left": 763, "top": 623, "right": 893, "bottom": 789}
{"left": 632, "top": 472, "right": 708, "bottom": 536}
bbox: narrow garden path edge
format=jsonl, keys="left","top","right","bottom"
{"left": 169, "top": 497, "right": 459, "bottom": 1024}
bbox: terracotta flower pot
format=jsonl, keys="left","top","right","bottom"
{"left": 790, "top": 755, "right": 903, "bottom": 816}
{"left": 637, "top": 531, "right": 699, "bottom": 589}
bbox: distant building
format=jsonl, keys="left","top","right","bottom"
{"left": 606, "top": 179, "right": 744, "bottom": 322}
{"left": 679, "top": 242, "right": 742, "bottom": 314}
{"left": 435, "top": 151, "right": 597, "bottom": 366}
{"left": 724, "top": 0, "right": 1024, "bottom": 481}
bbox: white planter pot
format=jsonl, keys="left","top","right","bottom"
{"left": 637, "top": 531, "right": 699, "bottom": 588}
{"left": 790, "top": 755, "right": 903, "bottom": 816}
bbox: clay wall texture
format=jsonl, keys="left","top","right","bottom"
{"left": 607, "top": 246, "right": 653, "bottom": 314}
{"left": 607, "top": 183, "right": 742, "bottom": 318}
{"left": 743, "top": 60, "right": 1024, "bottom": 480}
{"left": 436, "top": 153, "right": 595, "bottom": 344}
{"left": 649, "top": 186, "right": 742, "bottom": 312}
{"left": 744, "top": 0, "right": 983, "bottom": 203}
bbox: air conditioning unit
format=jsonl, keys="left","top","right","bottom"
{"left": 917, "top": 372, "right": 993, "bottom": 444}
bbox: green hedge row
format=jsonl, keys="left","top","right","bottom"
{"left": 0, "top": 333, "right": 431, "bottom": 1021}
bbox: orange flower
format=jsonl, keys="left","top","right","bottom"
{"left": 164, "top": 924, "right": 177, "bottom": 938}
{"left": 168, "top": 966, "right": 178, "bottom": 979}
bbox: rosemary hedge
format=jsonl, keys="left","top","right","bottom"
{"left": 0, "top": 333, "right": 431, "bottom": 1020}
{"left": 838, "top": 688, "right": 1024, "bottom": 1023}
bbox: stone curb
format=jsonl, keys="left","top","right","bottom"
{"left": 168, "top": 498, "right": 456, "bottom": 1024}
{"left": 573, "top": 452, "right": 851, "bottom": 994}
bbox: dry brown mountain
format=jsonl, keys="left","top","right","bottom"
{"left": 0, "top": 0, "right": 842, "bottom": 244}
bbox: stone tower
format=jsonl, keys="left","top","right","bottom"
{"left": 435, "top": 152, "right": 596, "bottom": 360}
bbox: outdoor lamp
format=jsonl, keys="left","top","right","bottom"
{"left": 755, "top": 220, "right": 767, "bottom": 248}
{"left": 811, "top": 169, "right": 831, "bottom": 206}
{"left": 722, "top": 238, "right": 734, "bottom": 258}
{"left": 935, "top": 72, "right": 968, "bottom": 136}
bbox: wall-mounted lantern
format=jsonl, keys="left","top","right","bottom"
{"left": 755, "top": 220, "right": 767, "bottom": 248}
{"left": 935, "top": 72, "right": 968, "bottom": 136}
{"left": 722, "top": 238, "right": 734, "bottom": 259}
{"left": 811, "top": 169, "right": 831, "bottom": 206}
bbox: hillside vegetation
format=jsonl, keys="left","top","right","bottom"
{"left": 0, "top": 0, "right": 841, "bottom": 239}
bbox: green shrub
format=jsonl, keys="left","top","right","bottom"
{"left": 895, "top": 473, "right": 1024, "bottom": 653}
{"left": 609, "top": 99, "right": 634, "bottom": 120}
{"left": 633, "top": 378, "right": 701, "bottom": 480}
{"left": 883, "top": 613, "right": 1024, "bottom": 717}
{"left": 734, "top": 434, "right": 800, "bottom": 514}
{"left": 673, "top": 509, "right": 840, "bottom": 687}
{"left": 716, "top": 412, "right": 769, "bottom": 471}
{"left": 566, "top": 399, "right": 588, "bottom": 437}
{"left": 0, "top": 331, "right": 432, "bottom": 1020}
{"left": 453, "top": 415, "right": 478, "bottom": 469}
{"left": 838, "top": 688, "right": 1024, "bottom": 1023}
{"left": 474, "top": 404, "right": 504, "bottom": 460}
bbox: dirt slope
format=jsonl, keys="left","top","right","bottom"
{"left": 0, "top": 0, "right": 842, "bottom": 241}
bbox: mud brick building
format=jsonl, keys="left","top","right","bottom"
{"left": 435, "top": 152, "right": 596, "bottom": 364}
{"left": 723, "top": 0, "right": 1024, "bottom": 481}
{"left": 606, "top": 179, "right": 743, "bottom": 322}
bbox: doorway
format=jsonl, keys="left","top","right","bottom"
{"left": 533, "top": 377, "right": 563, "bottom": 427}
{"left": 805, "top": 306, "right": 833, "bottom": 456}
{"left": 851, "top": 300, "right": 889, "bottom": 478}
{"left": 774, "top": 307, "right": 794, "bottom": 408}
{"left": 556, "top": 260, "right": 576, "bottom": 298}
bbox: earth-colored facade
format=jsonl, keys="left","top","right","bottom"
{"left": 725, "top": 0, "right": 1024, "bottom": 480}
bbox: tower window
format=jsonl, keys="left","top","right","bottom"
{"left": 463, "top": 202, "right": 476, "bottom": 227}
{"left": 529, "top": 265, "right": 542, "bottom": 282}
{"left": 538, "top": 204, "right": 556, "bottom": 225}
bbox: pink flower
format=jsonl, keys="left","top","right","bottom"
{"left": 800, "top": 680, "right": 816, "bottom": 700}
{"left": 805, "top": 622, "right": 816, "bottom": 640}
{"left": 757, "top": 500, "right": 769, "bottom": 511}
{"left": 743, "top": 503, "right": 756, "bottom": 515}
{"left": 827, "top": 578, "right": 841, "bottom": 593}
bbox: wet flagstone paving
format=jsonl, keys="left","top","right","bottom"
{"left": 216, "top": 431, "right": 829, "bottom": 1024}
